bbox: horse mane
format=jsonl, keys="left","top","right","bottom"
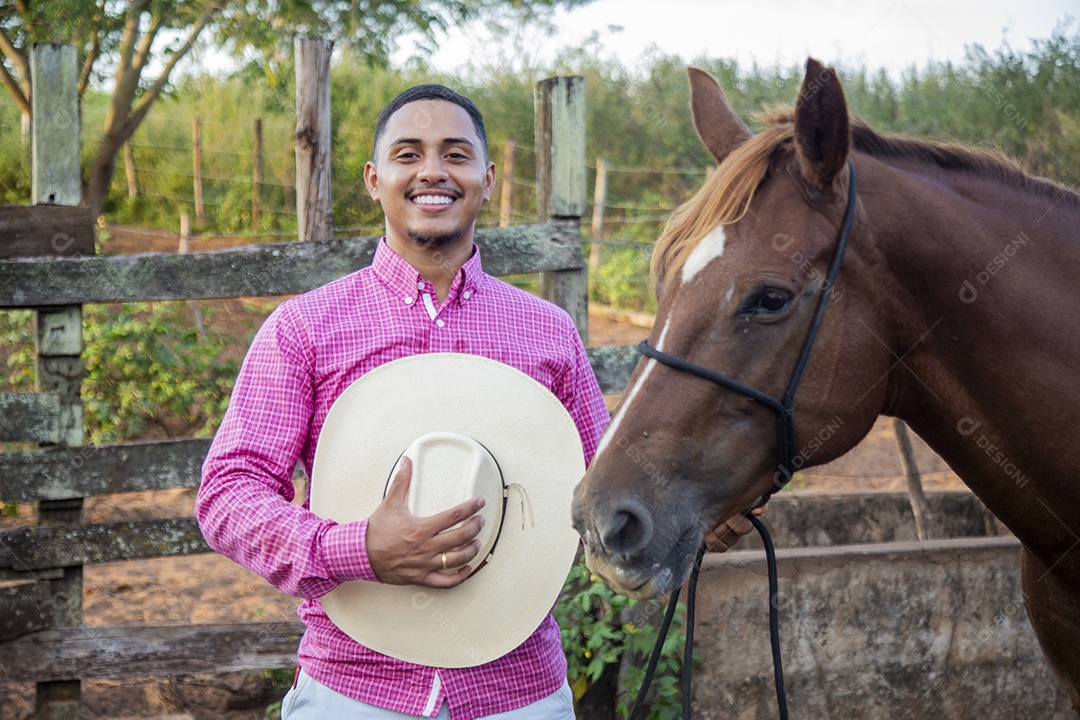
{"left": 652, "top": 106, "right": 1079, "bottom": 282}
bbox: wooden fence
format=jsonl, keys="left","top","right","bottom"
{"left": 0, "top": 44, "right": 637, "bottom": 719}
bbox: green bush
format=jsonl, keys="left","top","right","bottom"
{"left": 591, "top": 244, "right": 656, "bottom": 313}
{"left": 556, "top": 554, "right": 693, "bottom": 719}
{"left": 0, "top": 303, "right": 241, "bottom": 444}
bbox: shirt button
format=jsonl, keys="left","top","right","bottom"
{"left": 436, "top": 320, "right": 445, "bottom": 328}
{"left": 404, "top": 297, "right": 414, "bottom": 305}
{"left": 416, "top": 281, "right": 425, "bottom": 290}
{"left": 463, "top": 290, "right": 472, "bottom": 299}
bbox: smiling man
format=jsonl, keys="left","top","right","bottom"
{"left": 196, "top": 85, "right": 611, "bottom": 719}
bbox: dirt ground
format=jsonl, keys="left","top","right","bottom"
{"left": 0, "top": 228, "right": 965, "bottom": 719}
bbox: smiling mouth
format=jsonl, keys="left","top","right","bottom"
{"left": 412, "top": 195, "right": 455, "bottom": 206}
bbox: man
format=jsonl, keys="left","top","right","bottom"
{"left": 196, "top": 84, "right": 757, "bottom": 719}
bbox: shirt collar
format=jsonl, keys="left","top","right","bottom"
{"left": 372, "top": 237, "right": 485, "bottom": 305}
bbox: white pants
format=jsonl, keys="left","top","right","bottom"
{"left": 280, "top": 669, "right": 575, "bottom": 719}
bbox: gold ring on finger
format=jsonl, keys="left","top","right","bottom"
{"left": 441, "top": 552, "right": 448, "bottom": 571}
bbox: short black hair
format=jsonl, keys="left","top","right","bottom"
{"left": 373, "top": 84, "right": 488, "bottom": 162}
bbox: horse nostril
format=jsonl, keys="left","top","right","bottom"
{"left": 599, "top": 499, "right": 653, "bottom": 557}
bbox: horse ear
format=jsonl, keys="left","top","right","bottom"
{"left": 793, "top": 58, "right": 850, "bottom": 192}
{"left": 689, "top": 67, "right": 752, "bottom": 164}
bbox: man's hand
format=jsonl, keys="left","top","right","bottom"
{"left": 366, "top": 457, "right": 486, "bottom": 588}
{"left": 704, "top": 503, "right": 768, "bottom": 553}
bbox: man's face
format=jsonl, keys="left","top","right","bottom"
{"left": 365, "top": 100, "right": 495, "bottom": 251}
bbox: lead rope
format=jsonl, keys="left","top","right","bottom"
{"left": 626, "top": 517, "right": 787, "bottom": 720}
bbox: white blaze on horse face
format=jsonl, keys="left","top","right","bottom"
{"left": 680, "top": 225, "right": 727, "bottom": 285}
{"left": 594, "top": 319, "right": 672, "bottom": 459}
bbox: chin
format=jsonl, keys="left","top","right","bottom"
{"left": 406, "top": 228, "right": 464, "bottom": 248}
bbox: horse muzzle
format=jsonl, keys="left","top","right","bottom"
{"left": 571, "top": 488, "right": 702, "bottom": 599}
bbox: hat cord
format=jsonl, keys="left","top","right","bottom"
{"left": 506, "top": 483, "right": 535, "bottom": 530}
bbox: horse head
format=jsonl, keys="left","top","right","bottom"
{"left": 572, "top": 60, "right": 893, "bottom": 598}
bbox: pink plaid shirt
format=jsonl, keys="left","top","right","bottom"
{"left": 197, "top": 239, "right": 609, "bottom": 719}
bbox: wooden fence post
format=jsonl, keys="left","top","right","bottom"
{"left": 179, "top": 213, "right": 206, "bottom": 341}
{"left": 588, "top": 155, "right": 607, "bottom": 278}
{"left": 30, "top": 42, "right": 84, "bottom": 720}
{"left": 193, "top": 117, "right": 205, "bottom": 226}
{"left": 535, "top": 76, "right": 588, "bottom": 342}
{"left": 892, "top": 418, "right": 935, "bottom": 540}
{"left": 499, "top": 138, "right": 515, "bottom": 227}
{"left": 124, "top": 140, "right": 138, "bottom": 199}
{"left": 253, "top": 117, "right": 263, "bottom": 227}
{"left": 294, "top": 37, "right": 334, "bottom": 242}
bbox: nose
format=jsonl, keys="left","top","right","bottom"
{"left": 416, "top": 154, "right": 449, "bottom": 183}
{"left": 594, "top": 497, "right": 655, "bottom": 558}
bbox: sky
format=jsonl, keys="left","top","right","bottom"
{"left": 396, "top": 0, "right": 1076, "bottom": 79}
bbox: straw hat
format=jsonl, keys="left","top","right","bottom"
{"left": 310, "top": 353, "right": 585, "bottom": 668}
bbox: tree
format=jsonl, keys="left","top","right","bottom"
{"left": 0, "top": 0, "right": 591, "bottom": 219}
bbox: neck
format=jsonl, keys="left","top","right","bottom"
{"left": 386, "top": 232, "right": 474, "bottom": 302}
{"left": 864, "top": 157, "right": 1080, "bottom": 551}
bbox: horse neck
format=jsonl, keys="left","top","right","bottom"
{"left": 862, "top": 156, "right": 1080, "bottom": 547}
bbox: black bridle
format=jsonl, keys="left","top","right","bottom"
{"left": 627, "top": 159, "right": 858, "bottom": 720}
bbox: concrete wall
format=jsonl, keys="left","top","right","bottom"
{"left": 739, "top": 490, "right": 1003, "bottom": 549}
{"left": 684, "top": 538, "right": 1073, "bottom": 718}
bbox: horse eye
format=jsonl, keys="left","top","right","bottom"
{"left": 743, "top": 289, "right": 791, "bottom": 315}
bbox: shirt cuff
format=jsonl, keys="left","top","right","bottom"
{"left": 321, "top": 519, "right": 381, "bottom": 583}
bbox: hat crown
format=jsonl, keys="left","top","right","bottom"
{"left": 393, "top": 432, "right": 504, "bottom": 574}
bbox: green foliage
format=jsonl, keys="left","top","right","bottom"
{"left": 591, "top": 244, "right": 656, "bottom": 313}
{"left": 0, "top": 310, "right": 35, "bottom": 393}
{"left": 0, "top": 304, "right": 241, "bottom": 445}
{"left": 81, "top": 302, "right": 239, "bottom": 443}
{"left": 260, "top": 667, "right": 296, "bottom": 719}
{"left": 555, "top": 555, "right": 694, "bottom": 719}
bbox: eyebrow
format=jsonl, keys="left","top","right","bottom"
{"left": 389, "top": 137, "right": 478, "bottom": 152}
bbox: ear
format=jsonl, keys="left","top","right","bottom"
{"left": 688, "top": 67, "right": 752, "bottom": 164}
{"left": 793, "top": 58, "right": 850, "bottom": 192}
{"left": 364, "top": 160, "right": 381, "bottom": 202}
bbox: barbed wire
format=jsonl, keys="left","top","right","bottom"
{"left": 136, "top": 166, "right": 294, "bottom": 187}
{"left": 592, "top": 163, "right": 710, "bottom": 175}
{"left": 135, "top": 190, "right": 299, "bottom": 215}
{"left": 128, "top": 140, "right": 294, "bottom": 161}
{"left": 588, "top": 237, "right": 656, "bottom": 249}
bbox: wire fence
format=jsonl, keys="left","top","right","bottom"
{"left": 0, "top": 102, "right": 705, "bottom": 311}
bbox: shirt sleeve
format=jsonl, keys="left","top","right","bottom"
{"left": 555, "top": 322, "right": 611, "bottom": 466}
{"left": 195, "top": 302, "right": 381, "bottom": 599}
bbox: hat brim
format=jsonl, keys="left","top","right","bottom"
{"left": 310, "top": 353, "right": 585, "bottom": 667}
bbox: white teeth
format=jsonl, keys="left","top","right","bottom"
{"left": 413, "top": 195, "right": 453, "bottom": 205}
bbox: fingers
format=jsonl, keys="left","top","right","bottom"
{"left": 407, "top": 539, "right": 483, "bottom": 589}
{"left": 422, "top": 562, "right": 474, "bottom": 589}
{"left": 438, "top": 541, "right": 484, "bottom": 574}
{"left": 750, "top": 502, "right": 769, "bottom": 517}
{"left": 385, "top": 456, "right": 413, "bottom": 504}
{"left": 704, "top": 512, "right": 756, "bottom": 553}
{"left": 427, "top": 495, "right": 486, "bottom": 535}
{"left": 432, "top": 512, "right": 485, "bottom": 550}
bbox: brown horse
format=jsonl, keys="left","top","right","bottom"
{"left": 571, "top": 59, "right": 1080, "bottom": 710}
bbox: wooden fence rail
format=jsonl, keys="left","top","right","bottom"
{"left": 0, "top": 224, "right": 584, "bottom": 307}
